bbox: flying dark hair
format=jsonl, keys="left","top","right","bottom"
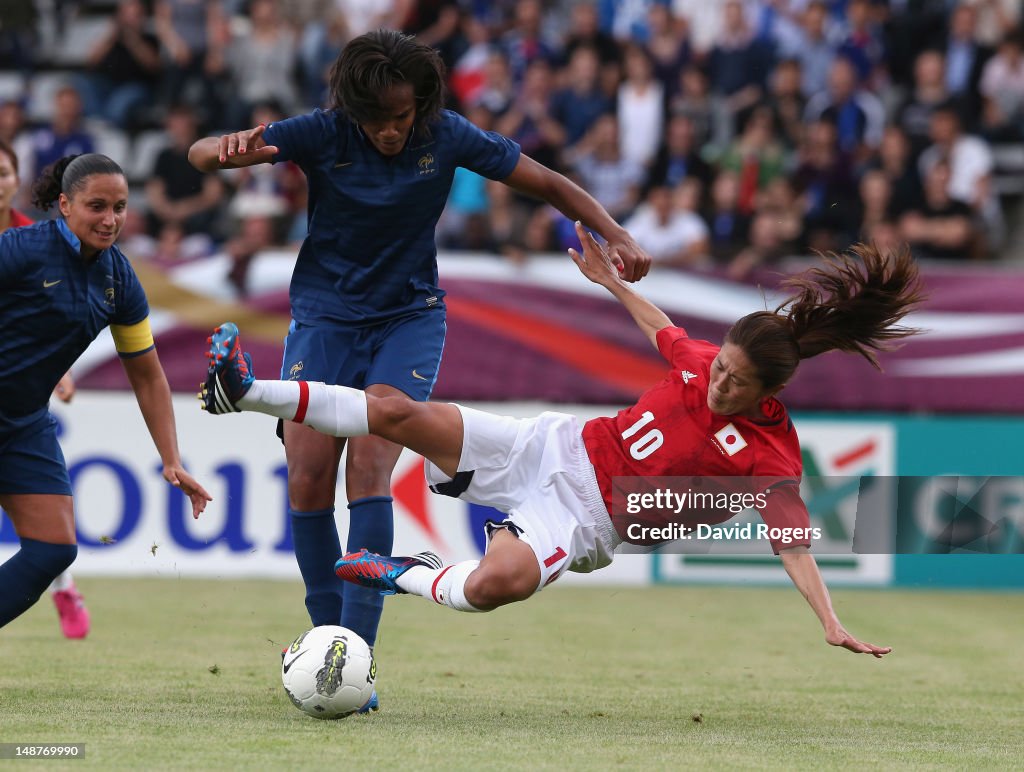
{"left": 327, "top": 29, "right": 446, "bottom": 128}
{"left": 30, "top": 153, "right": 125, "bottom": 211}
{"left": 725, "top": 243, "right": 925, "bottom": 390}
{"left": 0, "top": 137, "right": 18, "bottom": 175}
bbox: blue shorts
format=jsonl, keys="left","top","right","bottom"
{"left": 281, "top": 308, "right": 446, "bottom": 401}
{"left": 0, "top": 409, "right": 72, "bottom": 496}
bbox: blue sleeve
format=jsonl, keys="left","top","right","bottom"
{"left": 0, "top": 230, "right": 28, "bottom": 285}
{"left": 262, "top": 110, "right": 332, "bottom": 168}
{"left": 447, "top": 111, "right": 522, "bottom": 181}
{"left": 111, "top": 252, "right": 150, "bottom": 326}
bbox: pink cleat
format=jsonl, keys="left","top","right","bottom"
{"left": 53, "top": 586, "right": 91, "bottom": 639}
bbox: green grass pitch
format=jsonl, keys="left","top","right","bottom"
{"left": 1, "top": 578, "right": 1022, "bottom": 769}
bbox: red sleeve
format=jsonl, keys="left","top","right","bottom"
{"left": 758, "top": 483, "right": 813, "bottom": 554}
{"left": 655, "top": 326, "right": 689, "bottom": 363}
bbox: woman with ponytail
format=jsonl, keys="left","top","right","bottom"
{"left": 0, "top": 153, "right": 211, "bottom": 633}
{"left": 202, "top": 222, "right": 921, "bottom": 657}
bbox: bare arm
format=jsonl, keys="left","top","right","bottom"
{"left": 121, "top": 349, "right": 211, "bottom": 518}
{"left": 188, "top": 123, "right": 278, "bottom": 172}
{"left": 779, "top": 546, "right": 892, "bottom": 657}
{"left": 503, "top": 154, "right": 652, "bottom": 282}
{"left": 569, "top": 222, "right": 671, "bottom": 349}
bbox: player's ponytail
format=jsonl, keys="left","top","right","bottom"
{"left": 725, "top": 243, "right": 924, "bottom": 390}
{"left": 31, "top": 153, "right": 125, "bottom": 211}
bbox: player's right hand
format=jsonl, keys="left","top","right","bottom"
{"left": 217, "top": 124, "right": 279, "bottom": 166}
{"left": 826, "top": 626, "right": 892, "bottom": 658}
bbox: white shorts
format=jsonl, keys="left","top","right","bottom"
{"left": 425, "top": 406, "right": 620, "bottom": 591}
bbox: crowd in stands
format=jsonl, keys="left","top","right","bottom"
{"left": 2, "top": 0, "right": 1023, "bottom": 293}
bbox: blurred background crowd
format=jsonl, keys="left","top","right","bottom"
{"left": 1, "top": 0, "right": 1023, "bottom": 295}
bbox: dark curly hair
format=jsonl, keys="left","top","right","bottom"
{"left": 726, "top": 243, "right": 925, "bottom": 389}
{"left": 31, "top": 153, "right": 125, "bottom": 211}
{"left": 327, "top": 29, "right": 446, "bottom": 128}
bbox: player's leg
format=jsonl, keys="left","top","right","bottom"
{"left": 0, "top": 494, "right": 79, "bottom": 628}
{"left": 339, "top": 310, "right": 446, "bottom": 647}
{"left": 282, "top": 421, "right": 347, "bottom": 627}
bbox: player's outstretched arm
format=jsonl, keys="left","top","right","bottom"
{"left": 122, "top": 349, "right": 212, "bottom": 518}
{"left": 779, "top": 546, "right": 892, "bottom": 657}
{"left": 188, "top": 124, "right": 279, "bottom": 172}
{"left": 569, "top": 221, "right": 671, "bottom": 349}
{"left": 502, "top": 154, "right": 652, "bottom": 283}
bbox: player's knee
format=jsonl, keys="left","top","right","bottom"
{"left": 22, "top": 540, "right": 78, "bottom": 580}
{"left": 467, "top": 562, "right": 538, "bottom": 608}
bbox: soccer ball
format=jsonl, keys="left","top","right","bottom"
{"left": 281, "top": 626, "right": 376, "bottom": 719}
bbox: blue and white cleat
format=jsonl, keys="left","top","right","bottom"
{"left": 335, "top": 549, "right": 443, "bottom": 595}
{"left": 357, "top": 690, "right": 379, "bottom": 714}
{"left": 199, "top": 322, "right": 255, "bottom": 414}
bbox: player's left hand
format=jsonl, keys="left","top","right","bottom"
{"left": 604, "top": 230, "right": 651, "bottom": 283}
{"left": 163, "top": 465, "right": 213, "bottom": 519}
{"left": 827, "top": 626, "right": 892, "bottom": 658}
{"left": 53, "top": 372, "right": 76, "bottom": 403}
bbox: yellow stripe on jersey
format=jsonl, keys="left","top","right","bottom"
{"left": 110, "top": 317, "right": 155, "bottom": 357}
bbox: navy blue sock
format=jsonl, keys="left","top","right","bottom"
{"left": 289, "top": 507, "right": 343, "bottom": 627}
{"left": 341, "top": 496, "right": 395, "bottom": 646}
{"left": 0, "top": 538, "right": 78, "bottom": 627}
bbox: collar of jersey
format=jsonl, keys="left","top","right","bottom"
{"left": 56, "top": 217, "right": 83, "bottom": 252}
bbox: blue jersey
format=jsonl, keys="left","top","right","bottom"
{"left": 264, "top": 109, "right": 521, "bottom": 325}
{"left": 0, "top": 219, "right": 151, "bottom": 423}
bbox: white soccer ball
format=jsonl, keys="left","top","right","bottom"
{"left": 281, "top": 626, "right": 376, "bottom": 719}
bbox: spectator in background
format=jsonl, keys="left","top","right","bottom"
{"left": 567, "top": 115, "right": 645, "bottom": 221}
{"left": 0, "top": 100, "right": 31, "bottom": 210}
{"left": 792, "top": 119, "right": 857, "bottom": 252}
{"left": 712, "top": 104, "right": 786, "bottom": 216}
{"left": 550, "top": 45, "right": 612, "bottom": 149}
{"left": 617, "top": 44, "right": 664, "bottom": 169}
{"left": 647, "top": 114, "right": 713, "bottom": 194}
{"left": 836, "top": 0, "right": 886, "bottom": 87}
{"left": 765, "top": 58, "right": 806, "bottom": 151}
{"left": 154, "top": 0, "right": 226, "bottom": 123}
{"left": 870, "top": 125, "right": 923, "bottom": 219}
{"left": 707, "top": 0, "right": 774, "bottom": 128}
{"left": 898, "top": 49, "right": 958, "bottom": 156}
{"left": 216, "top": 0, "right": 300, "bottom": 131}
{"left": 779, "top": 1, "right": 838, "bottom": 98}
{"left": 645, "top": 2, "right": 689, "bottom": 88}
{"left": 222, "top": 101, "right": 304, "bottom": 294}
{"left": 399, "top": 0, "right": 463, "bottom": 69}
{"left": 668, "top": 64, "right": 715, "bottom": 146}
{"left": 918, "top": 101, "right": 1000, "bottom": 245}
{"left": 145, "top": 104, "right": 225, "bottom": 246}
{"left": 804, "top": 56, "right": 885, "bottom": 161}
{"left": 78, "top": 0, "right": 161, "bottom": 132}
{"left": 28, "top": 87, "right": 96, "bottom": 203}
{"left": 563, "top": 1, "right": 620, "bottom": 67}
{"left": 499, "top": 0, "right": 555, "bottom": 85}
{"left": 473, "top": 49, "right": 516, "bottom": 116}
{"left": 900, "top": 159, "right": 979, "bottom": 260}
{"left": 703, "top": 169, "right": 750, "bottom": 263}
{"left": 965, "top": 0, "right": 1021, "bottom": 49}
{"left": 978, "top": 28, "right": 1024, "bottom": 141}
{"left": 854, "top": 168, "right": 896, "bottom": 242}
{"left": 726, "top": 210, "right": 790, "bottom": 279}
{"left": 496, "top": 58, "right": 564, "bottom": 170}
{"left": 603, "top": 0, "right": 657, "bottom": 43}
{"left": 623, "top": 184, "right": 709, "bottom": 267}
{"left": 943, "top": 3, "right": 994, "bottom": 122}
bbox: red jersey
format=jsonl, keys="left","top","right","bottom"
{"left": 8, "top": 209, "right": 32, "bottom": 228}
{"left": 581, "top": 326, "right": 810, "bottom": 553}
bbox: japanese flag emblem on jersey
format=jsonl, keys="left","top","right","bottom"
{"left": 714, "top": 423, "right": 748, "bottom": 456}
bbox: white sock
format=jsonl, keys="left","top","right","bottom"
{"left": 238, "top": 380, "right": 369, "bottom": 436}
{"left": 396, "top": 560, "right": 483, "bottom": 612}
{"left": 49, "top": 571, "right": 74, "bottom": 593}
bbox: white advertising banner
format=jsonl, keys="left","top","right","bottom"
{"left": 0, "top": 394, "right": 892, "bottom": 587}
